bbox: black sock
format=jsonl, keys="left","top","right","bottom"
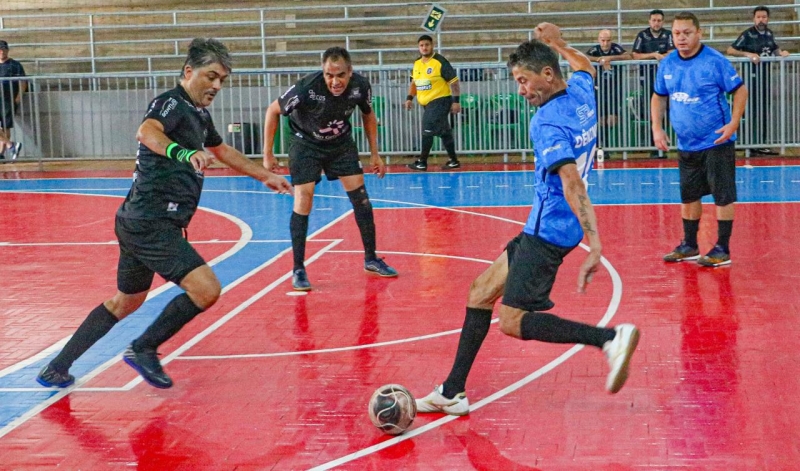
{"left": 132, "top": 293, "right": 204, "bottom": 352}
{"left": 683, "top": 218, "right": 700, "bottom": 248}
{"left": 420, "top": 134, "right": 434, "bottom": 161}
{"left": 441, "top": 132, "right": 457, "bottom": 161}
{"left": 290, "top": 211, "right": 309, "bottom": 271}
{"left": 717, "top": 220, "right": 733, "bottom": 251}
{"left": 520, "top": 312, "right": 615, "bottom": 348}
{"left": 346, "top": 186, "right": 377, "bottom": 261}
{"left": 49, "top": 303, "right": 119, "bottom": 372}
{"left": 442, "top": 307, "right": 493, "bottom": 398}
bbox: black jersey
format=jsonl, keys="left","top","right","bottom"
{"left": 278, "top": 71, "right": 373, "bottom": 147}
{"left": 731, "top": 26, "right": 781, "bottom": 57}
{"left": 117, "top": 85, "right": 223, "bottom": 228}
{"left": 586, "top": 43, "right": 627, "bottom": 81}
{"left": 632, "top": 28, "right": 674, "bottom": 55}
{"left": 0, "top": 58, "right": 26, "bottom": 103}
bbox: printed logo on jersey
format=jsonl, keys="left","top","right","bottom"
{"left": 671, "top": 92, "right": 700, "bottom": 104}
{"left": 348, "top": 87, "right": 361, "bottom": 100}
{"left": 664, "top": 74, "right": 673, "bottom": 80}
{"left": 576, "top": 104, "right": 595, "bottom": 125}
{"left": 160, "top": 98, "right": 178, "bottom": 118}
{"left": 167, "top": 202, "right": 179, "bottom": 212}
{"left": 426, "top": 67, "right": 433, "bottom": 74}
{"left": 542, "top": 143, "right": 562, "bottom": 156}
{"left": 308, "top": 90, "right": 326, "bottom": 102}
{"left": 573, "top": 123, "right": 598, "bottom": 148}
{"left": 415, "top": 79, "right": 432, "bottom": 91}
{"left": 284, "top": 96, "right": 300, "bottom": 112}
{"left": 730, "top": 74, "right": 740, "bottom": 81}
{"left": 314, "top": 120, "right": 346, "bottom": 140}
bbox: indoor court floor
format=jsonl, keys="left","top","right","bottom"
{"left": 1, "top": 158, "right": 799, "bottom": 470}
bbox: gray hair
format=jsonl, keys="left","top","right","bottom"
{"left": 181, "top": 38, "right": 232, "bottom": 77}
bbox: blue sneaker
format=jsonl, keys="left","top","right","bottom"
{"left": 36, "top": 365, "right": 75, "bottom": 388}
{"left": 364, "top": 258, "right": 398, "bottom": 277}
{"left": 123, "top": 345, "right": 173, "bottom": 389}
{"left": 697, "top": 244, "right": 731, "bottom": 267}
{"left": 292, "top": 268, "right": 311, "bottom": 291}
{"left": 663, "top": 241, "right": 700, "bottom": 262}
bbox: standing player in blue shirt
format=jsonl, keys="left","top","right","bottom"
{"left": 414, "top": 23, "right": 640, "bottom": 416}
{"left": 654, "top": 12, "right": 748, "bottom": 267}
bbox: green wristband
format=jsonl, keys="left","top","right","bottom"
{"left": 166, "top": 142, "right": 197, "bottom": 162}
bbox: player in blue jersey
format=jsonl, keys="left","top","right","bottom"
{"left": 654, "top": 12, "right": 748, "bottom": 268}
{"left": 414, "top": 23, "right": 640, "bottom": 416}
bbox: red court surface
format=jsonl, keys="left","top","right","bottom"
{"left": 1, "top": 190, "right": 800, "bottom": 470}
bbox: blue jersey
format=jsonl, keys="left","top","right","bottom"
{"left": 654, "top": 45, "right": 744, "bottom": 151}
{"left": 524, "top": 71, "right": 597, "bottom": 248}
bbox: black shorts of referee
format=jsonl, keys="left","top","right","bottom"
{"left": 678, "top": 141, "right": 737, "bottom": 206}
{"left": 288, "top": 137, "right": 363, "bottom": 186}
{"left": 115, "top": 216, "right": 207, "bottom": 294}
{"left": 421, "top": 96, "right": 453, "bottom": 137}
{"left": 502, "top": 232, "right": 575, "bottom": 313}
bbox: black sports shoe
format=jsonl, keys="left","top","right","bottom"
{"left": 8, "top": 142, "right": 21, "bottom": 160}
{"left": 752, "top": 148, "right": 778, "bottom": 156}
{"left": 36, "top": 364, "right": 75, "bottom": 388}
{"left": 407, "top": 159, "right": 427, "bottom": 171}
{"left": 441, "top": 159, "right": 461, "bottom": 170}
{"left": 123, "top": 345, "right": 173, "bottom": 389}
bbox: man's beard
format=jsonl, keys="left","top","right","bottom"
{"left": 756, "top": 23, "right": 767, "bottom": 32}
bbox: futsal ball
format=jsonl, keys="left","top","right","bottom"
{"left": 368, "top": 383, "right": 417, "bottom": 435}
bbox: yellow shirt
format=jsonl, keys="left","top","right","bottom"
{"left": 411, "top": 53, "right": 458, "bottom": 106}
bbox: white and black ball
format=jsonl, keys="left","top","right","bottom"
{"left": 368, "top": 384, "right": 417, "bottom": 435}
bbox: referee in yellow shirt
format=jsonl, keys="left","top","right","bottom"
{"left": 405, "top": 35, "right": 461, "bottom": 171}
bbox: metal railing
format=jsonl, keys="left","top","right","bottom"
{"left": 1, "top": 57, "right": 798, "bottom": 162}
{"left": 1, "top": 1, "right": 799, "bottom": 73}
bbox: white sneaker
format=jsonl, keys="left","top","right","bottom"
{"left": 415, "top": 385, "right": 470, "bottom": 416}
{"left": 603, "top": 324, "right": 640, "bottom": 394}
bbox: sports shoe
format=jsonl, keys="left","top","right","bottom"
{"left": 36, "top": 364, "right": 75, "bottom": 388}
{"left": 441, "top": 159, "right": 461, "bottom": 170}
{"left": 415, "top": 385, "right": 470, "bottom": 416}
{"left": 752, "top": 148, "right": 778, "bottom": 156}
{"left": 663, "top": 241, "right": 700, "bottom": 262}
{"left": 123, "top": 345, "right": 173, "bottom": 389}
{"left": 8, "top": 142, "right": 21, "bottom": 160}
{"left": 407, "top": 159, "right": 427, "bottom": 171}
{"left": 697, "top": 244, "right": 731, "bottom": 267}
{"left": 603, "top": 324, "right": 640, "bottom": 394}
{"left": 364, "top": 257, "right": 398, "bottom": 277}
{"left": 292, "top": 268, "right": 311, "bottom": 291}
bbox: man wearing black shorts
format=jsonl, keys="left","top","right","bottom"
{"left": 263, "top": 47, "right": 397, "bottom": 291}
{"left": 726, "top": 6, "right": 791, "bottom": 155}
{"left": 415, "top": 23, "right": 639, "bottom": 416}
{"left": 655, "top": 13, "right": 748, "bottom": 267}
{"left": 405, "top": 35, "right": 461, "bottom": 171}
{"left": 0, "top": 40, "right": 26, "bottom": 161}
{"left": 36, "top": 38, "right": 292, "bottom": 389}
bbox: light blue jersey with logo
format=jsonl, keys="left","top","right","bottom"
{"left": 524, "top": 71, "right": 597, "bottom": 248}
{"left": 654, "top": 45, "right": 744, "bottom": 151}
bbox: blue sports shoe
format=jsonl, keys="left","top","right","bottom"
{"left": 36, "top": 365, "right": 75, "bottom": 388}
{"left": 697, "top": 244, "right": 731, "bottom": 267}
{"left": 364, "top": 258, "right": 398, "bottom": 277}
{"left": 663, "top": 241, "right": 700, "bottom": 262}
{"left": 292, "top": 268, "right": 311, "bottom": 291}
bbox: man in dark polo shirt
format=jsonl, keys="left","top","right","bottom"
{"left": 37, "top": 38, "right": 292, "bottom": 390}
{"left": 727, "top": 5, "right": 791, "bottom": 155}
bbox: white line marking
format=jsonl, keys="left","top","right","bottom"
{"left": 640, "top": 182, "right": 654, "bottom": 186}
{"left": 308, "top": 241, "right": 623, "bottom": 470}
{"left": 0, "top": 338, "right": 70, "bottom": 379}
{"left": 670, "top": 182, "right": 680, "bottom": 185}
{"left": 496, "top": 184, "right": 509, "bottom": 188}
{"left": 760, "top": 180, "right": 774, "bottom": 183}
{"left": 466, "top": 185, "right": 480, "bottom": 188}
{"left": 409, "top": 186, "right": 422, "bottom": 189}
{"left": 611, "top": 183, "right": 625, "bottom": 186}
{"left": 438, "top": 186, "right": 451, "bottom": 189}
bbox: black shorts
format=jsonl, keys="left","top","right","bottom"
{"left": 502, "top": 232, "right": 575, "bottom": 312}
{"left": 115, "top": 216, "right": 206, "bottom": 294}
{"left": 678, "top": 141, "right": 737, "bottom": 206}
{"left": 0, "top": 107, "right": 13, "bottom": 130}
{"left": 422, "top": 96, "right": 453, "bottom": 136}
{"left": 288, "top": 138, "right": 363, "bottom": 186}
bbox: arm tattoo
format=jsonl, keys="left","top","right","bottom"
{"left": 577, "top": 194, "right": 596, "bottom": 235}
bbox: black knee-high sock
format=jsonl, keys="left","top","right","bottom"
{"left": 49, "top": 303, "right": 119, "bottom": 372}
{"left": 132, "top": 293, "right": 204, "bottom": 352}
{"left": 347, "top": 186, "right": 377, "bottom": 261}
{"left": 441, "top": 131, "right": 457, "bottom": 161}
{"left": 717, "top": 220, "right": 733, "bottom": 251}
{"left": 683, "top": 218, "right": 700, "bottom": 248}
{"left": 442, "top": 307, "right": 493, "bottom": 398}
{"left": 290, "top": 211, "right": 309, "bottom": 270}
{"left": 420, "top": 134, "right": 435, "bottom": 161}
{"left": 520, "top": 312, "right": 615, "bottom": 348}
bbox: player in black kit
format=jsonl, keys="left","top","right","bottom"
{"left": 727, "top": 6, "right": 791, "bottom": 155}
{"left": 262, "top": 46, "right": 397, "bottom": 291}
{"left": 36, "top": 38, "right": 292, "bottom": 389}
